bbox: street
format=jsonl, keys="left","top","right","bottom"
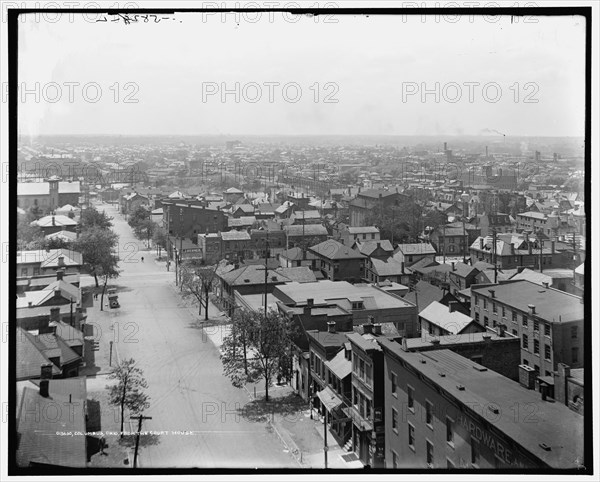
{"left": 83, "top": 203, "right": 296, "bottom": 468}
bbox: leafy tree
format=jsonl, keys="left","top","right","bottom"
{"left": 74, "top": 226, "right": 119, "bottom": 287}
{"left": 221, "top": 308, "right": 296, "bottom": 401}
{"left": 106, "top": 359, "right": 150, "bottom": 438}
{"left": 80, "top": 205, "right": 113, "bottom": 230}
{"left": 17, "top": 214, "right": 45, "bottom": 250}
{"left": 365, "top": 200, "right": 424, "bottom": 244}
{"left": 152, "top": 225, "right": 167, "bottom": 257}
{"left": 128, "top": 205, "right": 151, "bottom": 228}
{"left": 180, "top": 261, "right": 221, "bottom": 319}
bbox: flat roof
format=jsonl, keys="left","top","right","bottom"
{"left": 471, "top": 280, "right": 583, "bottom": 323}
{"left": 403, "top": 330, "right": 518, "bottom": 350}
{"left": 379, "top": 344, "right": 584, "bottom": 468}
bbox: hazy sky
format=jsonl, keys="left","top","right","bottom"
{"left": 17, "top": 11, "right": 586, "bottom": 136}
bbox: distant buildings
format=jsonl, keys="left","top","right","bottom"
{"left": 18, "top": 177, "right": 81, "bottom": 212}
{"left": 349, "top": 189, "right": 408, "bottom": 227}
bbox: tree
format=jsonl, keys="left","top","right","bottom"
{"left": 106, "top": 359, "right": 150, "bottom": 438}
{"left": 74, "top": 226, "right": 119, "bottom": 287}
{"left": 220, "top": 308, "right": 296, "bottom": 402}
{"left": 128, "top": 205, "right": 150, "bottom": 229}
{"left": 180, "top": 261, "right": 220, "bottom": 319}
{"left": 152, "top": 225, "right": 167, "bottom": 257}
{"left": 17, "top": 214, "right": 45, "bottom": 250}
{"left": 365, "top": 200, "right": 424, "bottom": 244}
{"left": 80, "top": 205, "right": 114, "bottom": 230}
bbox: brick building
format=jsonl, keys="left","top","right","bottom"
{"left": 163, "top": 201, "right": 228, "bottom": 238}
{"left": 309, "top": 239, "right": 366, "bottom": 282}
{"left": 380, "top": 344, "right": 584, "bottom": 469}
{"left": 470, "top": 280, "right": 584, "bottom": 379}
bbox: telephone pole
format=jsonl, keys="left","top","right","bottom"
{"left": 130, "top": 414, "right": 152, "bottom": 469}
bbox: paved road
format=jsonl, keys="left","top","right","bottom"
{"left": 84, "top": 203, "right": 295, "bottom": 468}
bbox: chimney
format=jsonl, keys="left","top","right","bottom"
{"left": 528, "top": 304, "right": 536, "bottom": 315}
{"left": 40, "top": 363, "right": 53, "bottom": 397}
{"left": 372, "top": 323, "right": 382, "bottom": 335}
{"left": 50, "top": 307, "right": 61, "bottom": 322}
{"left": 488, "top": 289, "right": 495, "bottom": 298}
{"left": 448, "top": 301, "right": 457, "bottom": 313}
{"left": 28, "top": 301, "right": 33, "bottom": 308}
{"left": 307, "top": 298, "right": 314, "bottom": 308}
{"left": 479, "top": 238, "right": 483, "bottom": 250}
{"left": 401, "top": 261, "right": 405, "bottom": 274}
{"left": 482, "top": 333, "right": 492, "bottom": 341}
{"left": 431, "top": 337, "right": 440, "bottom": 345}
{"left": 56, "top": 269, "right": 64, "bottom": 281}
{"left": 542, "top": 281, "right": 549, "bottom": 289}
{"left": 510, "top": 243, "right": 515, "bottom": 255}
{"left": 58, "top": 256, "right": 65, "bottom": 266}
{"left": 327, "top": 321, "right": 336, "bottom": 333}
{"left": 52, "top": 215, "right": 56, "bottom": 226}
{"left": 528, "top": 242, "right": 532, "bottom": 255}
{"left": 363, "top": 316, "right": 375, "bottom": 334}
{"left": 451, "top": 262, "right": 456, "bottom": 272}
{"left": 551, "top": 240, "right": 555, "bottom": 254}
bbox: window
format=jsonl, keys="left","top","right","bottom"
{"left": 471, "top": 437, "right": 480, "bottom": 466}
{"left": 408, "top": 423, "right": 415, "bottom": 451}
{"left": 533, "top": 320, "right": 539, "bottom": 332}
{"left": 571, "top": 326, "right": 578, "bottom": 339}
{"left": 502, "top": 306, "right": 506, "bottom": 318}
{"left": 392, "top": 450, "right": 399, "bottom": 469}
{"left": 391, "top": 372, "right": 397, "bottom": 397}
{"left": 21, "top": 268, "right": 28, "bottom": 277}
{"left": 534, "top": 339, "right": 539, "bottom": 355}
{"left": 522, "top": 315, "right": 528, "bottom": 327}
{"left": 475, "top": 312, "right": 480, "bottom": 323}
{"left": 522, "top": 334, "right": 529, "bottom": 350}
{"left": 512, "top": 329, "right": 517, "bottom": 336}
{"left": 492, "top": 302, "right": 497, "bottom": 313}
{"left": 523, "top": 358, "right": 529, "bottom": 367}
{"left": 407, "top": 385, "right": 414, "bottom": 411}
{"left": 426, "top": 440, "right": 434, "bottom": 466}
{"left": 446, "top": 417, "right": 454, "bottom": 445}
{"left": 572, "top": 347, "right": 579, "bottom": 364}
{"left": 483, "top": 299, "right": 487, "bottom": 310}
{"left": 392, "top": 408, "right": 398, "bottom": 432}
{"left": 33, "top": 268, "right": 40, "bottom": 276}
{"left": 512, "top": 311, "right": 517, "bottom": 322}
{"left": 544, "top": 324, "right": 551, "bottom": 337}
{"left": 359, "top": 358, "right": 365, "bottom": 379}
{"left": 544, "top": 345, "right": 552, "bottom": 361}
{"left": 484, "top": 316, "right": 488, "bottom": 327}
{"left": 425, "top": 401, "right": 433, "bottom": 427}
{"left": 474, "top": 295, "right": 479, "bottom": 306}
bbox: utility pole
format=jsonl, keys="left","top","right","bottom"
{"left": 69, "top": 297, "right": 74, "bottom": 327}
{"left": 324, "top": 409, "right": 328, "bottom": 469}
{"left": 264, "top": 230, "right": 269, "bottom": 319}
{"left": 492, "top": 229, "right": 498, "bottom": 284}
{"left": 130, "top": 414, "right": 152, "bottom": 469}
{"left": 572, "top": 231, "right": 577, "bottom": 279}
{"left": 538, "top": 231, "right": 544, "bottom": 273}
{"left": 442, "top": 223, "right": 446, "bottom": 264}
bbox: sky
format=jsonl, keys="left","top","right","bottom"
{"left": 17, "top": 11, "right": 586, "bottom": 137}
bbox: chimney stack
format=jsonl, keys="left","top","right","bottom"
{"left": 479, "top": 238, "right": 484, "bottom": 250}
{"left": 448, "top": 301, "right": 457, "bottom": 313}
{"left": 50, "top": 307, "right": 61, "bottom": 323}
{"left": 307, "top": 298, "right": 314, "bottom": 308}
{"left": 488, "top": 289, "right": 495, "bottom": 298}
{"left": 363, "top": 316, "right": 375, "bottom": 334}
{"left": 39, "top": 363, "right": 53, "bottom": 397}
{"left": 56, "top": 269, "right": 64, "bottom": 281}
{"left": 327, "top": 321, "right": 336, "bottom": 333}
{"left": 373, "top": 323, "right": 382, "bottom": 335}
{"left": 451, "top": 262, "right": 456, "bottom": 272}
{"left": 54, "top": 288, "right": 61, "bottom": 299}
{"left": 52, "top": 215, "right": 56, "bottom": 226}
{"left": 401, "top": 261, "right": 405, "bottom": 274}
{"left": 58, "top": 256, "right": 65, "bottom": 266}
{"left": 528, "top": 304, "right": 536, "bottom": 315}
{"left": 542, "top": 281, "right": 549, "bottom": 289}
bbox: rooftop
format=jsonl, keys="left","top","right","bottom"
{"left": 471, "top": 280, "right": 583, "bottom": 322}
{"left": 309, "top": 239, "right": 365, "bottom": 260}
{"left": 419, "top": 301, "right": 475, "bottom": 334}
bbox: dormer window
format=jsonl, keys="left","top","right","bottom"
{"left": 352, "top": 301, "right": 364, "bottom": 310}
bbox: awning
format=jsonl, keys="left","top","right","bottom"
{"left": 316, "top": 386, "right": 343, "bottom": 412}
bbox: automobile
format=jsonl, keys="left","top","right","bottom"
{"left": 108, "top": 288, "right": 119, "bottom": 308}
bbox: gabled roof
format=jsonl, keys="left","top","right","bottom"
{"left": 448, "top": 262, "right": 479, "bottom": 278}
{"left": 44, "top": 230, "right": 77, "bottom": 242}
{"left": 284, "top": 225, "right": 328, "bottom": 237}
{"left": 402, "top": 280, "right": 446, "bottom": 311}
{"left": 354, "top": 239, "right": 394, "bottom": 257}
{"left": 309, "top": 240, "right": 365, "bottom": 260}
{"left": 16, "top": 327, "right": 62, "bottom": 380}
{"left": 34, "top": 215, "right": 78, "bottom": 228}
{"left": 17, "top": 249, "right": 83, "bottom": 268}
{"left": 419, "top": 301, "right": 475, "bottom": 334}
{"left": 224, "top": 187, "right": 244, "bottom": 194}
{"left": 347, "top": 226, "right": 380, "bottom": 234}
{"left": 17, "top": 383, "right": 87, "bottom": 467}
{"left": 394, "top": 243, "right": 436, "bottom": 255}
{"left": 370, "top": 257, "right": 406, "bottom": 276}
{"left": 325, "top": 349, "right": 352, "bottom": 380}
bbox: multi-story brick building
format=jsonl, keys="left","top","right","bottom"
{"left": 470, "top": 280, "right": 584, "bottom": 379}
{"left": 163, "top": 201, "right": 228, "bottom": 238}
{"left": 380, "top": 344, "right": 584, "bottom": 469}
{"left": 349, "top": 189, "right": 409, "bottom": 227}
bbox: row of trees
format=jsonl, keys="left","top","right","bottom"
{"left": 127, "top": 205, "right": 168, "bottom": 256}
